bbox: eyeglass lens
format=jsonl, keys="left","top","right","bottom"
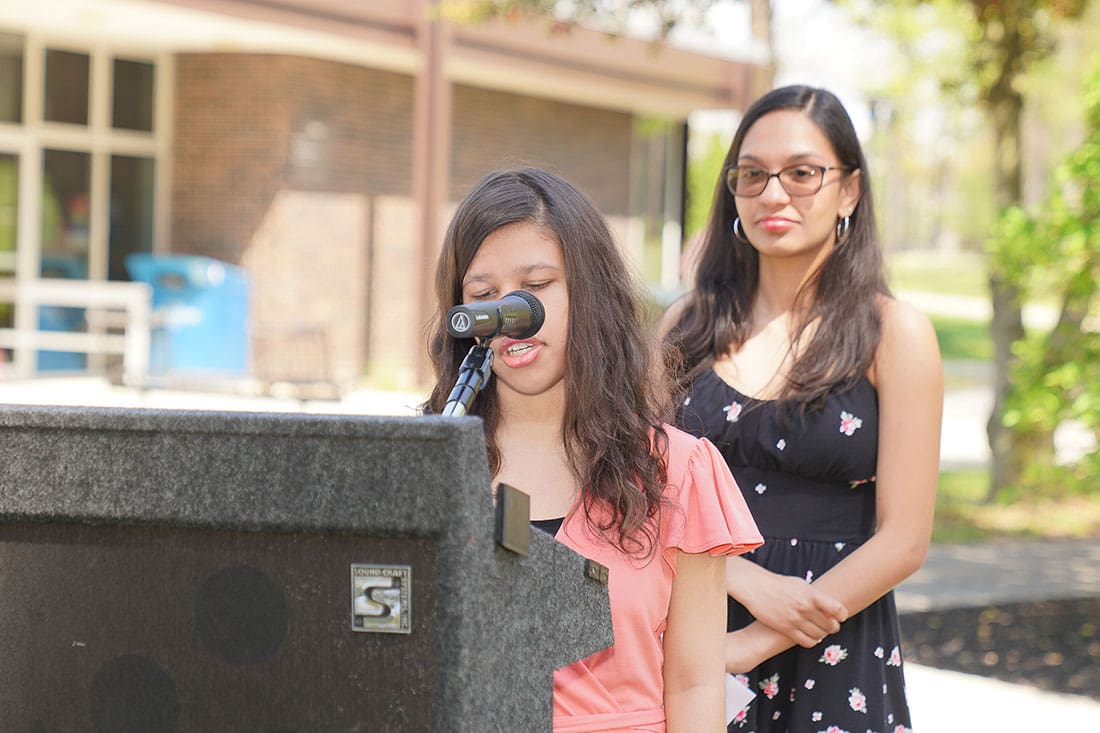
{"left": 726, "top": 165, "right": 827, "bottom": 197}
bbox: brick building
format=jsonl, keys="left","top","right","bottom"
{"left": 0, "top": 0, "right": 755, "bottom": 391}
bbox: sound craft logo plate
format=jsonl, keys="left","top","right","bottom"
{"left": 350, "top": 564, "right": 411, "bottom": 634}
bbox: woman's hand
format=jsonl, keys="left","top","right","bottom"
{"left": 727, "top": 558, "right": 848, "bottom": 648}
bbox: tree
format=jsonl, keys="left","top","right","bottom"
{"left": 995, "top": 60, "right": 1100, "bottom": 495}
{"left": 858, "top": 0, "right": 1092, "bottom": 497}
{"left": 437, "top": 0, "right": 723, "bottom": 37}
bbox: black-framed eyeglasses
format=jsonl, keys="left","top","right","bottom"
{"left": 725, "top": 164, "right": 854, "bottom": 198}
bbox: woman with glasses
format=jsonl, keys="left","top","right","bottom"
{"left": 660, "top": 86, "right": 942, "bottom": 732}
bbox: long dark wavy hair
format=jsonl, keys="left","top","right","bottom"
{"left": 664, "top": 85, "right": 890, "bottom": 409}
{"left": 426, "top": 167, "right": 670, "bottom": 557}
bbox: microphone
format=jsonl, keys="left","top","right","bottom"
{"left": 446, "top": 290, "right": 545, "bottom": 340}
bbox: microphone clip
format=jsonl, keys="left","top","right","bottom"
{"left": 441, "top": 340, "right": 493, "bottom": 417}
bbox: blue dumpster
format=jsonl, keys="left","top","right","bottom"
{"left": 125, "top": 254, "right": 251, "bottom": 378}
{"left": 37, "top": 254, "right": 88, "bottom": 371}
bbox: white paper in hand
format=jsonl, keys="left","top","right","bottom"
{"left": 725, "top": 673, "right": 756, "bottom": 725}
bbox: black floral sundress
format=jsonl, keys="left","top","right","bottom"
{"left": 679, "top": 369, "right": 913, "bottom": 733}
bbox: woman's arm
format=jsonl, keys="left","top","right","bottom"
{"left": 725, "top": 299, "right": 943, "bottom": 671}
{"left": 664, "top": 550, "right": 728, "bottom": 732}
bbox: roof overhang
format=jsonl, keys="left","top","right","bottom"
{"left": 0, "top": 0, "right": 755, "bottom": 117}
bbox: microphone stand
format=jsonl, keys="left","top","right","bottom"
{"left": 440, "top": 339, "right": 534, "bottom": 557}
{"left": 441, "top": 341, "right": 493, "bottom": 417}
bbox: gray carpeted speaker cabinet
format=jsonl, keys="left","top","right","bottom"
{"left": 0, "top": 406, "right": 612, "bottom": 731}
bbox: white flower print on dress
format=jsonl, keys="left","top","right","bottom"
{"left": 834, "top": 542, "right": 846, "bottom": 552}
{"left": 812, "top": 711, "right": 823, "bottom": 722}
{"left": 819, "top": 644, "right": 848, "bottom": 666}
{"left": 724, "top": 400, "right": 744, "bottom": 422}
{"left": 755, "top": 483, "right": 767, "bottom": 495}
{"left": 839, "top": 411, "right": 863, "bottom": 436}
{"left": 805, "top": 679, "right": 816, "bottom": 690}
{"left": 759, "top": 673, "right": 780, "bottom": 699}
{"left": 887, "top": 646, "right": 902, "bottom": 666}
{"left": 847, "top": 687, "right": 867, "bottom": 714}
{"left": 776, "top": 438, "right": 786, "bottom": 450}
{"left": 683, "top": 396, "right": 691, "bottom": 406}
{"left": 772, "top": 711, "right": 781, "bottom": 720}
{"left": 805, "top": 570, "right": 814, "bottom": 582}
{"left": 874, "top": 646, "right": 884, "bottom": 659}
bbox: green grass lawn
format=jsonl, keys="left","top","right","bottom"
{"left": 886, "top": 251, "right": 988, "bottom": 297}
{"left": 930, "top": 314, "right": 993, "bottom": 362}
{"left": 933, "top": 469, "right": 1100, "bottom": 542}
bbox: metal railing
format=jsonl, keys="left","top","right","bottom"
{"left": 0, "top": 278, "right": 152, "bottom": 386}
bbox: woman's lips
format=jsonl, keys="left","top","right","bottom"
{"left": 498, "top": 338, "right": 542, "bottom": 368}
{"left": 758, "top": 216, "right": 796, "bottom": 233}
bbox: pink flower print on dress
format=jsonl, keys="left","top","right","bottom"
{"left": 848, "top": 687, "right": 867, "bottom": 714}
{"left": 724, "top": 400, "right": 744, "bottom": 422}
{"left": 893, "top": 726, "right": 913, "bottom": 733}
{"left": 887, "top": 646, "right": 902, "bottom": 666}
{"left": 839, "top": 411, "right": 863, "bottom": 435}
{"left": 821, "top": 726, "right": 850, "bottom": 733}
{"left": 759, "top": 673, "right": 780, "bottom": 699}
{"left": 731, "top": 708, "right": 748, "bottom": 727}
{"left": 772, "top": 711, "right": 781, "bottom": 720}
{"left": 819, "top": 644, "right": 848, "bottom": 666}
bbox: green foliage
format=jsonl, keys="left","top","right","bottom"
{"left": 991, "top": 59, "right": 1100, "bottom": 493}
{"left": 436, "top": 0, "right": 720, "bottom": 37}
{"left": 684, "top": 131, "right": 727, "bottom": 239}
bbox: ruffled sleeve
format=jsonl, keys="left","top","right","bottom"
{"left": 660, "top": 425, "right": 763, "bottom": 565}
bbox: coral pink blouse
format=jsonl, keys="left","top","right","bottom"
{"left": 550, "top": 425, "right": 763, "bottom": 732}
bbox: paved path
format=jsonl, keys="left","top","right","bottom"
{"left": 897, "top": 538, "right": 1100, "bottom": 613}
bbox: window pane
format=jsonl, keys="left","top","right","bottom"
{"left": 0, "top": 34, "right": 22, "bottom": 124}
{"left": 40, "top": 149, "right": 89, "bottom": 370}
{"left": 41, "top": 149, "right": 90, "bottom": 279}
{"left": 112, "top": 59, "right": 154, "bottom": 132}
{"left": 44, "top": 49, "right": 89, "bottom": 125}
{"left": 0, "top": 153, "right": 15, "bottom": 365}
{"left": 109, "top": 155, "right": 155, "bottom": 282}
{"left": 0, "top": 153, "right": 15, "bottom": 276}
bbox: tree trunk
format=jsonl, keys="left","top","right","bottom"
{"left": 981, "top": 3, "right": 1067, "bottom": 499}
{"left": 984, "top": 9, "right": 1028, "bottom": 500}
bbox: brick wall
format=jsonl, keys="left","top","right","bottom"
{"left": 171, "top": 54, "right": 414, "bottom": 390}
{"left": 450, "top": 85, "right": 633, "bottom": 217}
{"left": 170, "top": 55, "right": 640, "bottom": 391}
